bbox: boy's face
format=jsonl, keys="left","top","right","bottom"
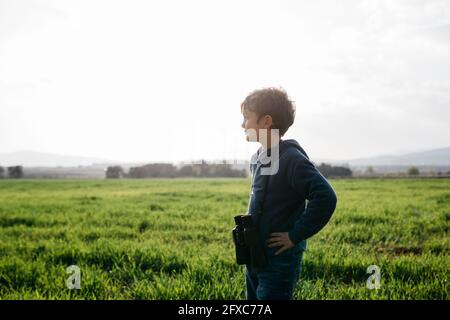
{"left": 241, "top": 109, "right": 271, "bottom": 142}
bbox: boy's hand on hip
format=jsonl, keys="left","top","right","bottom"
{"left": 266, "top": 232, "right": 295, "bottom": 255}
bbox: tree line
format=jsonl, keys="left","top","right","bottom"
{"left": 0, "top": 166, "right": 24, "bottom": 179}
{"left": 316, "top": 163, "right": 353, "bottom": 178}
{"left": 2, "top": 163, "right": 437, "bottom": 179}
{"left": 1, "top": 162, "right": 353, "bottom": 179}
{"left": 106, "top": 161, "right": 247, "bottom": 178}
{"left": 107, "top": 162, "right": 355, "bottom": 179}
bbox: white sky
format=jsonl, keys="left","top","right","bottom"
{"left": 1, "top": 0, "right": 449, "bottom": 163}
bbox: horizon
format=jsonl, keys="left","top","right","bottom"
{"left": 1, "top": 144, "right": 450, "bottom": 168}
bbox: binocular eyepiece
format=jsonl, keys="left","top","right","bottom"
{"left": 232, "top": 213, "right": 268, "bottom": 268}
{"left": 234, "top": 214, "right": 254, "bottom": 228}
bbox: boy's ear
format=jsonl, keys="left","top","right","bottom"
{"left": 260, "top": 115, "right": 273, "bottom": 129}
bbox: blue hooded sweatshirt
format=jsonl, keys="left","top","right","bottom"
{"left": 247, "top": 139, "right": 337, "bottom": 252}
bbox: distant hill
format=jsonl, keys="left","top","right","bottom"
{"left": 0, "top": 150, "right": 113, "bottom": 167}
{"left": 1, "top": 147, "right": 449, "bottom": 169}
{"left": 342, "top": 147, "right": 450, "bottom": 166}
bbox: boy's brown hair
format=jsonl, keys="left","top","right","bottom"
{"left": 241, "top": 87, "right": 296, "bottom": 137}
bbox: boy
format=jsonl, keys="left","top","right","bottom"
{"left": 240, "top": 87, "right": 337, "bottom": 300}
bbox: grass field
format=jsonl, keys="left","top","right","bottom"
{"left": 0, "top": 178, "right": 448, "bottom": 299}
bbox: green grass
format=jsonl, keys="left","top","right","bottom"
{"left": 0, "top": 178, "right": 448, "bottom": 299}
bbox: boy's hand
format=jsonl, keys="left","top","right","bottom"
{"left": 266, "top": 232, "right": 295, "bottom": 255}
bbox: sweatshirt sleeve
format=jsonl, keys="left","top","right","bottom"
{"left": 287, "top": 154, "right": 338, "bottom": 244}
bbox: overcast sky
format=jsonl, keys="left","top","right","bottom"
{"left": 1, "top": 0, "right": 449, "bottom": 163}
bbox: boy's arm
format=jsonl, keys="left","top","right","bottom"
{"left": 287, "top": 155, "right": 338, "bottom": 245}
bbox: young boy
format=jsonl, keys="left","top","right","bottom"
{"left": 240, "top": 87, "right": 337, "bottom": 300}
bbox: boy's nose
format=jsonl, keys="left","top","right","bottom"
{"left": 241, "top": 121, "right": 245, "bottom": 129}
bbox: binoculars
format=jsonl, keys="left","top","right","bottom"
{"left": 232, "top": 214, "right": 268, "bottom": 268}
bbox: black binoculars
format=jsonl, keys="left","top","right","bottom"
{"left": 232, "top": 214, "right": 268, "bottom": 268}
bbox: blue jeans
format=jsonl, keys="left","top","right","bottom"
{"left": 245, "top": 245, "right": 304, "bottom": 300}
